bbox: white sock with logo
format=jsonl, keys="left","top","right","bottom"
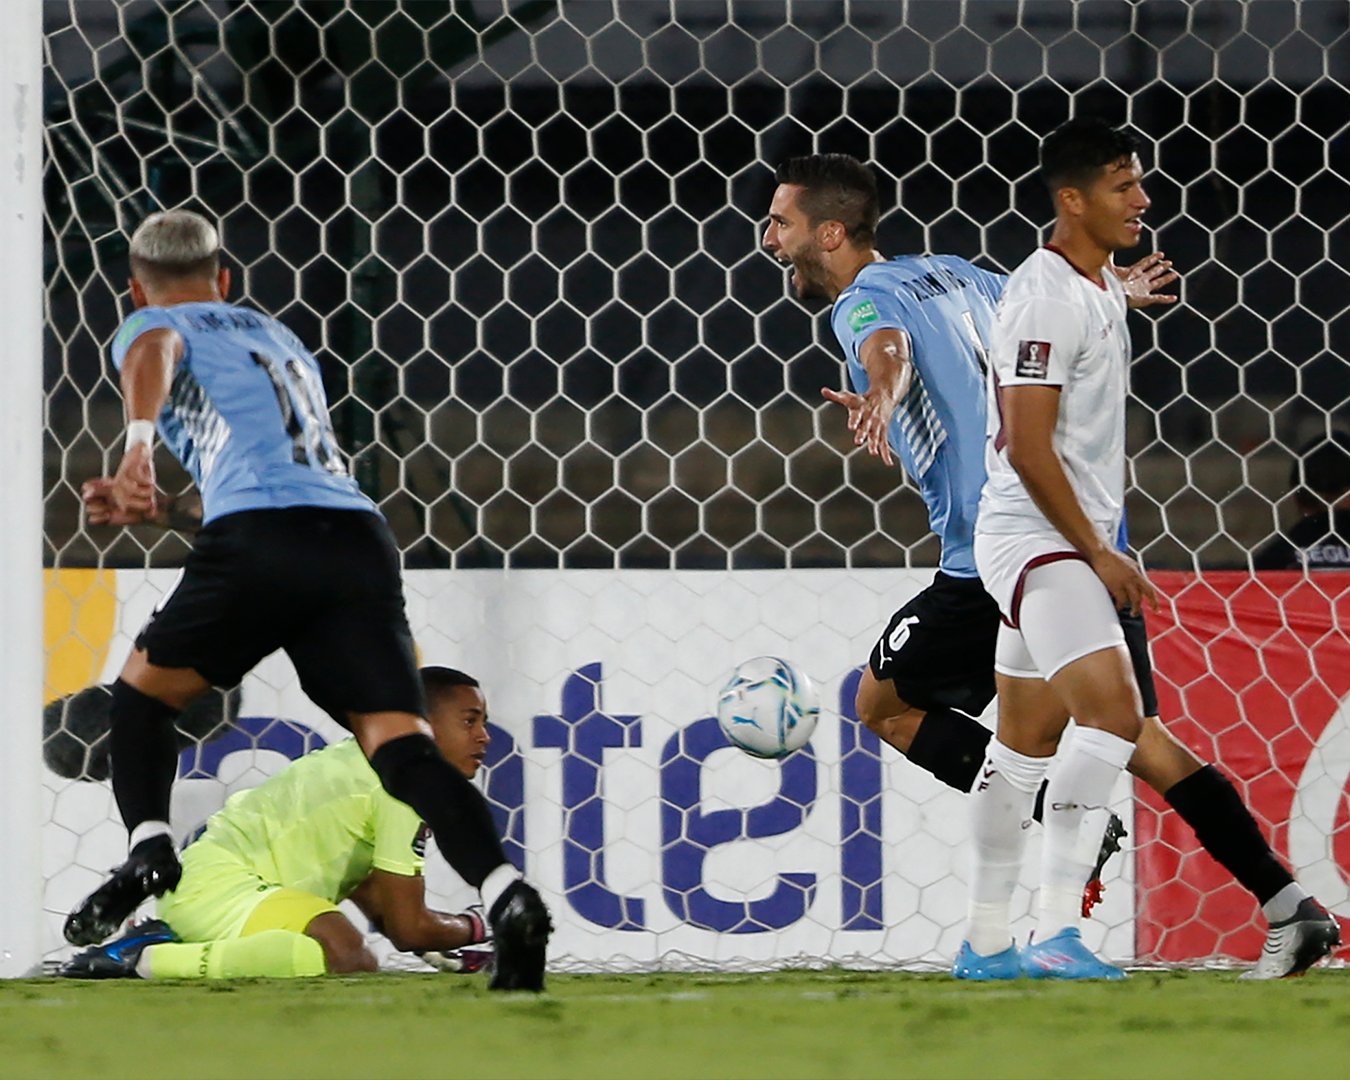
{"left": 1037, "top": 726, "right": 1136, "bottom": 942}
{"left": 965, "top": 739, "right": 1052, "bottom": 957}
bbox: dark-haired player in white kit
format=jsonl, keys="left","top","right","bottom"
{"left": 762, "top": 151, "right": 1339, "bottom": 979}
{"left": 66, "top": 209, "right": 551, "bottom": 991}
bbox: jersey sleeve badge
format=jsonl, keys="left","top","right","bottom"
{"left": 846, "top": 299, "right": 880, "bottom": 333}
{"left": 411, "top": 822, "right": 430, "bottom": 857}
{"left": 114, "top": 312, "right": 152, "bottom": 355}
{"left": 1015, "top": 339, "right": 1051, "bottom": 379}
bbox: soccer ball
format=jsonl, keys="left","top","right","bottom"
{"left": 715, "top": 656, "right": 820, "bottom": 760}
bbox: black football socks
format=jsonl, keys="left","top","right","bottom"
{"left": 370, "top": 731, "right": 510, "bottom": 888}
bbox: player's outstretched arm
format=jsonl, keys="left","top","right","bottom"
{"left": 1113, "top": 251, "right": 1179, "bottom": 309}
{"left": 820, "top": 327, "right": 913, "bottom": 466}
{"left": 349, "top": 869, "right": 486, "bottom": 954}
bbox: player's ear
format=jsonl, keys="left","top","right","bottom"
{"left": 1056, "top": 185, "right": 1085, "bottom": 217}
{"left": 218, "top": 266, "right": 231, "bottom": 299}
{"left": 128, "top": 277, "right": 148, "bottom": 309}
{"left": 819, "top": 220, "right": 846, "bottom": 252}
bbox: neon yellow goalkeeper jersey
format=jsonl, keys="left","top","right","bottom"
{"left": 193, "top": 738, "right": 426, "bottom": 901}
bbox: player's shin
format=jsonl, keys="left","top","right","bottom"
{"left": 1163, "top": 764, "right": 1304, "bottom": 917}
{"left": 368, "top": 732, "right": 511, "bottom": 888}
{"left": 907, "top": 707, "right": 994, "bottom": 792}
{"left": 1037, "top": 726, "right": 1135, "bottom": 941}
{"left": 139, "top": 932, "right": 327, "bottom": 979}
{"left": 109, "top": 678, "right": 181, "bottom": 845}
{"left": 965, "top": 740, "right": 1050, "bottom": 956}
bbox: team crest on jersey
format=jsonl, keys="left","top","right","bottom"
{"left": 412, "top": 823, "right": 430, "bottom": 857}
{"left": 1015, "top": 339, "right": 1051, "bottom": 378}
{"left": 847, "top": 299, "right": 879, "bottom": 332}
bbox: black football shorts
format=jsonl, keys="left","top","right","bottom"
{"left": 869, "top": 571, "right": 1161, "bottom": 718}
{"left": 135, "top": 506, "right": 425, "bottom": 726}
{"left": 869, "top": 572, "right": 1001, "bottom": 716}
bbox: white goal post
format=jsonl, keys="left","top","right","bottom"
{"left": 27, "top": 2, "right": 1350, "bottom": 975}
{"left": 1, "top": 0, "right": 44, "bottom": 979}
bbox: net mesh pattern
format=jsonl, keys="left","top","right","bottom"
{"left": 38, "top": 1, "right": 1350, "bottom": 971}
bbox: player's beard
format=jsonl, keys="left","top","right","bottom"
{"left": 789, "top": 245, "right": 831, "bottom": 302}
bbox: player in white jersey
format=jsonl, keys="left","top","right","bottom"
{"left": 767, "top": 152, "right": 1339, "bottom": 981}
{"left": 961, "top": 119, "right": 1167, "bottom": 980}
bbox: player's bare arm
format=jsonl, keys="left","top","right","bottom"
{"left": 107, "top": 327, "right": 184, "bottom": 521}
{"left": 1001, "top": 382, "right": 1157, "bottom": 614}
{"left": 821, "top": 328, "right": 913, "bottom": 467}
{"left": 1113, "top": 251, "right": 1179, "bottom": 308}
{"left": 348, "top": 869, "right": 482, "bottom": 953}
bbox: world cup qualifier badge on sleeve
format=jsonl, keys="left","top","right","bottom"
{"left": 1015, "top": 339, "right": 1051, "bottom": 378}
{"left": 847, "top": 300, "right": 879, "bottom": 333}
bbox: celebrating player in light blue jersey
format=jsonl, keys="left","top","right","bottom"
{"left": 67, "top": 209, "right": 552, "bottom": 991}
{"left": 763, "top": 154, "right": 1337, "bottom": 979}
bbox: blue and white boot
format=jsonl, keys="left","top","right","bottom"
{"left": 952, "top": 940, "right": 1023, "bottom": 980}
{"left": 1021, "top": 928, "right": 1125, "bottom": 980}
{"left": 59, "top": 919, "right": 177, "bottom": 979}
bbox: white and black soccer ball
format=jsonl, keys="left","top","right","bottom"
{"left": 715, "top": 656, "right": 820, "bottom": 760}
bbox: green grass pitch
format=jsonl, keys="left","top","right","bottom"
{"left": 2, "top": 968, "right": 1345, "bottom": 1079}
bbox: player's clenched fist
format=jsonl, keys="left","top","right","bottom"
{"left": 110, "top": 442, "right": 157, "bottom": 518}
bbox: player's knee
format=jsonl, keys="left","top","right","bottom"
{"left": 328, "top": 945, "right": 383, "bottom": 977}
{"left": 312, "top": 934, "right": 378, "bottom": 974}
{"left": 1075, "top": 705, "right": 1143, "bottom": 743}
{"left": 854, "top": 672, "right": 921, "bottom": 750}
{"left": 305, "top": 912, "right": 378, "bottom": 974}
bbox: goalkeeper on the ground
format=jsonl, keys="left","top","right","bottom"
{"left": 61, "top": 667, "right": 497, "bottom": 980}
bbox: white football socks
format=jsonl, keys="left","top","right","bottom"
{"left": 1037, "top": 726, "right": 1136, "bottom": 942}
{"left": 1262, "top": 881, "right": 1311, "bottom": 924}
{"left": 480, "top": 862, "right": 521, "bottom": 917}
{"left": 128, "top": 820, "right": 173, "bottom": 852}
{"left": 965, "top": 739, "right": 1052, "bottom": 957}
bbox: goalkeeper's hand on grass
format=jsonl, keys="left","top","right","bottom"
{"left": 415, "top": 905, "right": 493, "bottom": 973}
{"left": 417, "top": 944, "right": 495, "bottom": 974}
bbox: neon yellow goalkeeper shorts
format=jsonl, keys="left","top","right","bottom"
{"left": 157, "top": 842, "right": 339, "bottom": 942}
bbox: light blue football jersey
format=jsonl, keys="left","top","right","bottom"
{"left": 830, "top": 255, "right": 1006, "bottom": 577}
{"left": 111, "top": 302, "right": 375, "bottom": 523}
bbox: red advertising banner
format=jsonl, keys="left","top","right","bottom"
{"left": 1136, "top": 572, "right": 1350, "bottom": 962}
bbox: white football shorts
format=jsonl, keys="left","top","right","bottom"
{"left": 974, "top": 529, "right": 1126, "bottom": 681}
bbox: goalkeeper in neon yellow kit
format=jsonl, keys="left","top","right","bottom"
{"left": 62, "top": 668, "right": 497, "bottom": 979}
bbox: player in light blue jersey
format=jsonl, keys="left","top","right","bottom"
{"left": 828, "top": 254, "right": 1002, "bottom": 579}
{"left": 764, "top": 155, "right": 1337, "bottom": 978}
{"left": 107, "top": 299, "right": 373, "bottom": 523}
{"left": 67, "top": 209, "right": 551, "bottom": 991}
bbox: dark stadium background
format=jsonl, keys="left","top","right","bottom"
{"left": 43, "top": 1, "right": 1350, "bottom": 571}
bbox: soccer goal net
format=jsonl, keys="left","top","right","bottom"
{"left": 34, "top": 1, "right": 1349, "bottom": 974}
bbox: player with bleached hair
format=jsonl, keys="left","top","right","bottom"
{"left": 66, "top": 209, "right": 551, "bottom": 991}
{"left": 63, "top": 668, "right": 498, "bottom": 980}
{"left": 762, "top": 148, "right": 1339, "bottom": 980}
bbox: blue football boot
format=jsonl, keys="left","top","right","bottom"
{"left": 59, "top": 919, "right": 178, "bottom": 979}
{"left": 1021, "top": 928, "right": 1126, "bottom": 980}
{"left": 952, "top": 941, "right": 1023, "bottom": 980}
